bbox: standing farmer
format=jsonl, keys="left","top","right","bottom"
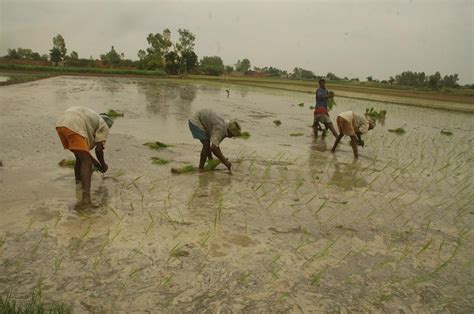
{"left": 188, "top": 109, "right": 241, "bottom": 172}
{"left": 331, "top": 111, "right": 375, "bottom": 159}
{"left": 313, "top": 78, "right": 338, "bottom": 138}
{"left": 56, "top": 106, "right": 114, "bottom": 205}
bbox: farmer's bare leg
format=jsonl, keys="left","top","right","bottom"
{"left": 73, "top": 150, "right": 93, "bottom": 204}
{"left": 331, "top": 134, "right": 344, "bottom": 152}
{"left": 350, "top": 135, "right": 359, "bottom": 159}
{"left": 73, "top": 152, "right": 82, "bottom": 183}
{"left": 325, "top": 122, "right": 339, "bottom": 138}
{"left": 199, "top": 140, "right": 211, "bottom": 169}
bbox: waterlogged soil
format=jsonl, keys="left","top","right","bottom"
{"left": 1, "top": 76, "right": 473, "bottom": 312}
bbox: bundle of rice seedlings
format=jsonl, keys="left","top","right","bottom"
{"left": 238, "top": 132, "right": 251, "bottom": 139}
{"left": 388, "top": 127, "right": 406, "bottom": 134}
{"left": 151, "top": 157, "right": 170, "bottom": 165}
{"left": 144, "top": 141, "right": 174, "bottom": 149}
{"left": 290, "top": 132, "right": 304, "bottom": 137}
{"left": 106, "top": 109, "right": 124, "bottom": 118}
{"left": 440, "top": 130, "right": 453, "bottom": 136}
{"left": 58, "top": 159, "right": 75, "bottom": 168}
{"left": 365, "top": 107, "right": 387, "bottom": 119}
{"left": 273, "top": 120, "right": 282, "bottom": 126}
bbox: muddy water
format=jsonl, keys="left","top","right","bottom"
{"left": 1, "top": 76, "right": 473, "bottom": 312}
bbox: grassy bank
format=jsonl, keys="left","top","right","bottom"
{"left": 0, "top": 291, "right": 72, "bottom": 313}
{"left": 0, "top": 63, "right": 164, "bottom": 77}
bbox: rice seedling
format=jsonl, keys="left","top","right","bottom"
{"left": 309, "top": 106, "right": 315, "bottom": 110}
{"left": 388, "top": 127, "right": 406, "bottom": 134}
{"left": 440, "top": 129, "right": 453, "bottom": 136}
{"left": 290, "top": 132, "right": 304, "bottom": 137}
{"left": 273, "top": 120, "right": 282, "bottom": 126}
{"left": 0, "top": 290, "right": 72, "bottom": 313}
{"left": 365, "top": 107, "right": 387, "bottom": 119}
{"left": 416, "top": 238, "right": 433, "bottom": 257}
{"left": 143, "top": 141, "right": 174, "bottom": 149}
{"left": 171, "top": 165, "right": 197, "bottom": 174}
{"left": 53, "top": 256, "right": 63, "bottom": 274}
{"left": 0, "top": 235, "right": 6, "bottom": 249}
{"left": 58, "top": 159, "right": 75, "bottom": 168}
{"left": 151, "top": 157, "right": 170, "bottom": 165}
{"left": 160, "top": 275, "right": 173, "bottom": 287}
{"left": 310, "top": 267, "right": 328, "bottom": 286}
{"left": 106, "top": 109, "right": 124, "bottom": 118}
{"left": 297, "top": 102, "right": 304, "bottom": 107}
{"left": 238, "top": 131, "right": 251, "bottom": 139}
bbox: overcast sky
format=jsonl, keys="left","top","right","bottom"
{"left": 1, "top": 0, "right": 472, "bottom": 83}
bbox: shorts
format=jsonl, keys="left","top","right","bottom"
{"left": 56, "top": 126, "right": 90, "bottom": 152}
{"left": 188, "top": 120, "right": 208, "bottom": 141}
{"left": 313, "top": 114, "right": 332, "bottom": 125}
{"left": 336, "top": 116, "right": 356, "bottom": 136}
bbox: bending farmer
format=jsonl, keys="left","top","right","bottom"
{"left": 56, "top": 106, "right": 114, "bottom": 205}
{"left": 313, "top": 78, "right": 338, "bottom": 138}
{"left": 188, "top": 109, "right": 241, "bottom": 172}
{"left": 331, "top": 111, "right": 375, "bottom": 159}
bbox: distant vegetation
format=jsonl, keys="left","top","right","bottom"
{"left": 1, "top": 31, "right": 471, "bottom": 89}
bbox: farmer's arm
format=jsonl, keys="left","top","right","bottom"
{"left": 211, "top": 143, "right": 232, "bottom": 170}
{"left": 356, "top": 132, "right": 364, "bottom": 146}
{"left": 349, "top": 135, "right": 359, "bottom": 158}
{"left": 95, "top": 142, "right": 108, "bottom": 172}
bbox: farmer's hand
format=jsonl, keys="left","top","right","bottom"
{"left": 99, "top": 162, "right": 108, "bottom": 173}
{"left": 357, "top": 140, "right": 364, "bottom": 147}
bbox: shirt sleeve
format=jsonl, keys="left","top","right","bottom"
{"left": 95, "top": 119, "right": 110, "bottom": 143}
{"left": 210, "top": 127, "right": 225, "bottom": 147}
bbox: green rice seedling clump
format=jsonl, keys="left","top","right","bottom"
{"left": 0, "top": 291, "right": 73, "bottom": 313}
{"left": 365, "top": 107, "right": 387, "bottom": 119}
{"left": 440, "top": 130, "right": 453, "bottom": 136}
{"left": 58, "top": 159, "right": 75, "bottom": 168}
{"left": 297, "top": 103, "right": 304, "bottom": 107}
{"left": 106, "top": 109, "right": 124, "bottom": 118}
{"left": 290, "top": 132, "right": 304, "bottom": 137}
{"left": 327, "top": 91, "right": 337, "bottom": 110}
{"left": 203, "top": 159, "right": 221, "bottom": 171}
{"left": 238, "top": 132, "right": 251, "bottom": 139}
{"left": 151, "top": 157, "right": 170, "bottom": 165}
{"left": 144, "top": 141, "right": 174, "bottom": 149}
{"left": 273, "top": 120, "right": 282, "bottom": 126}
{"left": 309, "top": 106, "right": 315, "bottom": 110}
{"left": 171, "top": 165, "right": 197, "bottom": 174}
{"left": 388, "top": 127, "right": 406, "bottom": 134}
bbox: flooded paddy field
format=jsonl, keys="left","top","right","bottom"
{"left": 1, "top": 76, "right": 473, "bottom": 312}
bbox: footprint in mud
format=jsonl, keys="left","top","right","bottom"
{"left": 209, "top": 234, "right": 256, "bottom": 258}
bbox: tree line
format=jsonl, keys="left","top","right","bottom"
{"left": 2, "top": 30, "right": 467, "bottom": 89}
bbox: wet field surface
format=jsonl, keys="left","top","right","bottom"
{"left": 1, "top": 76, "right": 473, "bottom": 312}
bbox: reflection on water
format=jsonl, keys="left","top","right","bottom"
{"left": 328, "top": 159, "right": 368, "bottom": 190}
{"left": 136, "top": 80, "right": 196, "bottom": 120}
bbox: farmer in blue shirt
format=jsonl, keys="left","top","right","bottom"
{"left": 313, "top": 79, "right": 338, "bottom": 138}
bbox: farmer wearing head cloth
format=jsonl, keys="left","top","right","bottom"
{"left": 331, "top": 111, "right": 375, "bottom": 159}
{"left": 56, "top": 106, "right": 114, "bottom": 205}
{"left": 188, "top": 109, "right": 241, "bottom": 172}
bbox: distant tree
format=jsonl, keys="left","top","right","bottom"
{"left": 100, "top": 46, "right": 122, "bottom": 66}
{"left": 225, "top": 65, "right": 234, "bottom": 73}
{"left": 49, "top": 47, "right": 62, "bottom": 65}
{"left": 326, "top": 72, "right": 341, "bottom": 81}
{"left": 366, "top": 76, "right": 373, "bottom": 82}
{"left": 235, "top": 58, "right": 251, "bottom": 72}
{"left": 6, "top": 48, "right": 20, "bottom": 59}
{"left": 176, "top": 29, "right": 196, "bottom": 74}
{"left": 52, "top": 34, "right": 67, "bottom": 60}
{"left": 164, "top": 51, "right": 180, "bottom": 74}
{"left": 428, "top": 71, "right": 442, "bottom": 90}
{"left": 199, "top": 56, "right": 224, "bottom": 76}
{"left": 388, "top": 76, "right": 395, "bottom": 85}
{"left": 70, "top": 51, "right": 79, "bottom": 60}
{"left": 291, "top": 67, "right": 316, "bottom": 79}
{"left": 441, "top": 74, "right": 459, "bottom": 88}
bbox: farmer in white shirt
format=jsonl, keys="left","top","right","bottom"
{"left": 188, "top": 109, "right": 241, "bottom": 172}
{"left": 331, "top": 111, "right": 375, "bottom": 159}
{"left": 56, "top": 106, "right": 113, "bottom": 205}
